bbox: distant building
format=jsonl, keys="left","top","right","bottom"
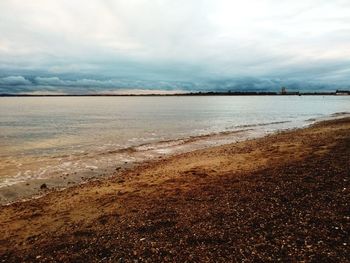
{"left": 280, "top": 86, "right": 299, "bottom": 95}
{"left": 336, "top": 90, "right": 350, "bottom": 95}
{"left": 280, "top": 87, "right": 287, "bottom": 95}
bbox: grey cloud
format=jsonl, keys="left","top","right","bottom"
{"left": 32, "top": 77, "right": 189, "bottom": 89}
{"left": 0, "top": 76, "right": 31, "bottom": 86}
{"left": 0, "top": 75, "right": 198, "bottom": 93}
{"left": 0, "top": 74, "right": 347, "bottom": 94}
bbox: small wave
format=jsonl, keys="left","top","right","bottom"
{"left": 235, "top": 121, "right": 291, "bottom": 129}
{"left": 306, "top": 112, "right": 350, "bottom": 123}
{"left": 90, "top": 128, "right": 253, "bottom": 157}
{"left": 330, "top": 112, "right": 350, "bottom": 117}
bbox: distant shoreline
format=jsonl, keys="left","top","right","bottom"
{"left": 1, "top": 91, "right": 349, "bottom": 97}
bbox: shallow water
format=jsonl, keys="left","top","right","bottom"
{"left": 0, "top": 95, "right": 349, "bottom": 199}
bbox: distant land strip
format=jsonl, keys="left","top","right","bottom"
{"left": 0, "top": 90, "right": 349, "bottom": 97}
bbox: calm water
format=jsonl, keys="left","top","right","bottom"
{"left": 0, "top": 96, "right": 349, "bottom": 196}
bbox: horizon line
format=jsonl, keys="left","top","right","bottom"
{"left": 1, "top": 90, "right": 349, "bottom": 97}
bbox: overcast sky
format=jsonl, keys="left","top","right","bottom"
{"left": 1, "top": 0, "right": 350, "bottom": 93}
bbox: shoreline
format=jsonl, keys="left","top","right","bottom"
{"left": 0, "top": 119, "right": 304, "bottom": 205}
{"left": 0, "top": 113, "right": 348, "bottom": 205}
{"left": 0, "top": 117, "right": 349, "bottom": 261}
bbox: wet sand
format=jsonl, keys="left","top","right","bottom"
{"left": 0, "top": 126, "right": 275, "bottom": 204}
{"left": 0, "top": 117, "right": 349, "bottom": 262}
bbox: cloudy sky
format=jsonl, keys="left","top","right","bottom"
{"left": 1, "top": 0, "right": 350, "bottom": 93}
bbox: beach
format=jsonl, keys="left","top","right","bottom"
{"left": 0, "top": 117, "right": 349, "bottom": 262}
{"left": 1, "top": 96, "right": 350, "bottom": 204}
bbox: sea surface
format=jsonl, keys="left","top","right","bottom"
{"left": 0, "top": 95, "right": 349, "bottom": 202}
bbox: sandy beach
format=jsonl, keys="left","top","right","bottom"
{"left": 0, "top": 117, "right": 349, "bottom": 262}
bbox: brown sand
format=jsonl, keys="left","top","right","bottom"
{"left": 0, "top": 118, "right": 349, "bottom": 262}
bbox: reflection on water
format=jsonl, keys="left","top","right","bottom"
{"left": 0, "top": 96, "right": 349, "bottom": 190}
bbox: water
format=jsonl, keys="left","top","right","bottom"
{"left": 0, "top": 95, "right": 349, "bottom": 199}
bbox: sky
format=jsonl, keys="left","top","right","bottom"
{"left": 0, "top": 0, "right": 350, "bottom": 94}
